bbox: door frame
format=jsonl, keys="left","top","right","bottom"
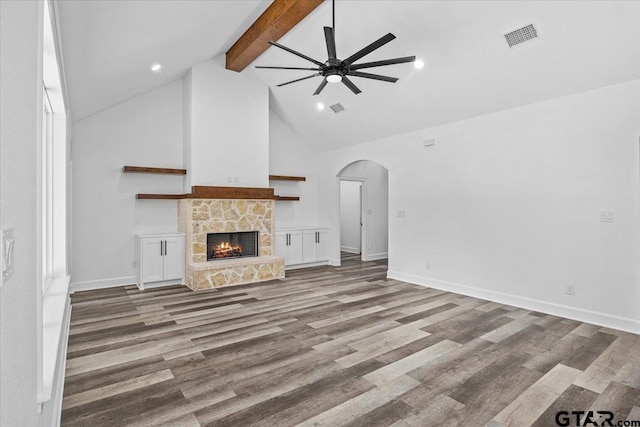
{"left": 339, "top": 177, "right": 366, "bottom": 261}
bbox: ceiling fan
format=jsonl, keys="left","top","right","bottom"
{"left": 255, "top": 0, "right": 416, "bottom": 95}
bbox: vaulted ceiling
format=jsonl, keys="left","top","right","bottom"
{"left": 57, "top": 1, "right": 640, "bottom": 150}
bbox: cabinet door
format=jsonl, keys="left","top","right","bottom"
{"left": 141, "top": 238, "right": 164, "bottom": 283}
{"left": 316, "top": 230, "right": 330, "bottom": 261}
{"left": 274, "top": 232, "right": 288, "bottom": 262}
{"left": 287, "top": 231, "right": 304, "bottom": 265}
{"left": 163, "top": 236, "right": 184, "bottom": 281}
{"left": 302, "top": 230, "right": 317, "bottom": 263}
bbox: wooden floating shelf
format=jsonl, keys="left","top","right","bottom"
{"left": 136, "top": 194, "right": 186, "bottom": 200}
{"left": 268, "top": 175, "right": 306, "bottom": 182}
{"left": 123, "top": 166, "right": 187, "bottom": 175}
{"left": 273, "top": 196, "right": 300, "bottom": 201}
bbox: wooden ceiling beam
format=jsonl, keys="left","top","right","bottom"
{"left": 226, "top": 0, "right": 325, "bottom": 72}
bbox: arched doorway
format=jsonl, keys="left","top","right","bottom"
{"left": 337, "top": 160, "right": 389, "bottom": 262}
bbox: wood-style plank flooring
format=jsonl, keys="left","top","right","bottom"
{"left": 62, "top": 254, "right": 640, "bottom": 426}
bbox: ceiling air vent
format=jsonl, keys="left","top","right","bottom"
{"left": 504, "top": 23, "right": 538, "bottom": 48}
{"left": 329, "top": 103, "right": 345, "bottom": 114}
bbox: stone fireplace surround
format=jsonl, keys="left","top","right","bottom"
{"left": 178, "top": 195, "right": 285, "bottom": 290}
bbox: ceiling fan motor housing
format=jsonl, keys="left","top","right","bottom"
{"left": 323, "top": 59, "right": 349, "bottom": 78}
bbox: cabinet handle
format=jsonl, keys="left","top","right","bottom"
{"left": 316, "top": 232, "right": 319, "bottom": 243}
{"left": 160, "top": 240, "right": 163, "bottom": 256}
{"left": 164, "top": 239, "right": 167, "bottom": 256}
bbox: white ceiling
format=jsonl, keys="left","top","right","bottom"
{"left": 57, "top": 1, "right": 640, "bottom": 150}
{"left": 56, "top": 0, "right": 271, "bottom": 121}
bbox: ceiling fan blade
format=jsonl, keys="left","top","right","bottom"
{"left": 276, "top": 73, "right": 321, "bottom": 87}
{"left": 343, "top": 33, "right": 396, "bottom": 65}
{"left": 341, "top": 76, "right": 362, "bottom": 94}
{"left": 324, "top": 26, "right": 337, "bottom": 59}
{"left": 350, "top": 56, "right": 416, "bottom": 70}
{"left": 256, "top": 66, "right": 321, "bottom": 71}
{"left": 268, "top": 41, "right": 324, "bottom": 67}
{"left": 313, "top": 78, "right": 328, "bottom": 96}
{"left": 348, "top": 71, "right": 398, "bottom": 83}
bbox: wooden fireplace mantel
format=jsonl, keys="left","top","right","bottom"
{"left": 137, "top": 186, "right": 276, "bottom": 200}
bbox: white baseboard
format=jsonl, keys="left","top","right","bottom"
{"left": 329, "top": 258, "right": 341, "bottom": 267}
{"left": 139, "top": 279, "right": 184, "bottom": 290}
{"left": 364, "top": 252, "right": 388, "bottom": 261}
{"left": 340, "top": 246, "right": 359, "bottom": 254}
{"left": 387, "top": 270, "right": 640, "bottom": 335}
{"left": 285, "top": 261, "right": 329, "bottom": 271}
{"left": 70, "top": 276, "right": 136, "bottom": 293}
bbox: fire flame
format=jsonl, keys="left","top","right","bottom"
{"left": 212, "top": 241, "right": 242, "bottom": 258}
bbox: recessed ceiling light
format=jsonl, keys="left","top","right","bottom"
{"left": 414, "top": 59, "right": 424, "bottom": 69}
{"left": 317, "top": 102, "right": 325, "bottom": 111}
{"left": 326, "top": 74, "right": 342, "bottom": 83}
{"left": 150, "top": 63, "right": 163, "bottom": 73}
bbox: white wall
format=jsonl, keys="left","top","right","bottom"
{"left": 340, "top": 181, "right": 361, "bottom": 253}
{"left": 182, "top": 69, "right": 192, "bottom": 193}
{"left": 318, "top": 80, "right": 640, "bottom": 333}
{"left": 0, "top": 0, "right": 42, "bottom": 424}
{"left": 338, "top": 160, "right": 389, "bottom": 261}
{"left": 269, "top": 110, "right": 319, "bottom": 229}
{"left": 71, "top": 81, "right": 184, "bottom": 289}
{"left": 187, "top": 56, "right": 269, "bottom": 188}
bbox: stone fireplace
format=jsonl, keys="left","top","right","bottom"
{"left": 178, "top": 197, "right": 284, "bottom": 290}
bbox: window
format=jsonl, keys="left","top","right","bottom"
{"left": 38, "top": 0, "right": 70, "bottom": 407}
{"left": 42, "top": 86, "right": 54, "bottom": 294}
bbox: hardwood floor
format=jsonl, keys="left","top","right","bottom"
{"left": 62, "top": 254, "right": 640, "bottom": 426}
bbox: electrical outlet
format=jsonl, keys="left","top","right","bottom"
{"left": 426, "top": 262, "right": 431, "bottom": 271}
{"left": 233, "top": 176, "right": 239, "bottom": 184}
{"left": 565, "top": 285, "right": 575, "bottom": 296}
{"left": 131, "top": 260, "right": 136, "bottom": 269}
{"left": 397, "top": 210, "right": 407, "bottom": 218}
{"left": 424, "top": 138, "right": 436, "bottom": 147}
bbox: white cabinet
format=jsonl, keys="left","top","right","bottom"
{"left": 136, "top": 233, "right": 185, "bottom": 290}
{"left": 275, "top": 230, "right": 303, "bottom": 266}
{"left": 302, "top": 229, "right": 330, "bottom": 263}
{"left": 276, "top": 228, "right": 330, "bottom": 269}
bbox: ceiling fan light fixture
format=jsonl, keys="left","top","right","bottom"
{"left": 257, "top": 0, "right": 415, "bottom": 95}
{"left": 414, "top": 59, "right": 424, "bottom": 69}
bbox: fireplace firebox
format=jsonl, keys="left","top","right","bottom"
{"left": 207, "top": 231, "right": 259, "bottom": 261}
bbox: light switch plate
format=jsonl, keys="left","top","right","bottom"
{"left": 397, "top": 210, "right": 407, "bottom": 218}
{"left": 599, "top": 210, "right": 615, "bottom": 222}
